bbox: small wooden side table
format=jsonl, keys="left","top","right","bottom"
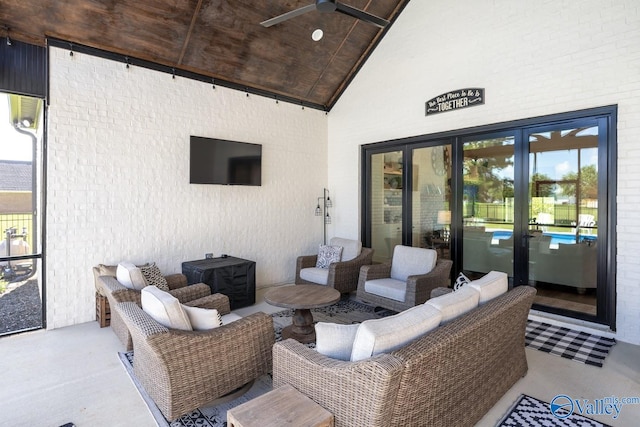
{"left": 227, "top": 384, "right": 334, "bottom": 427}
{"left": 264, "top": 285, "right": 341, "bottom": 343}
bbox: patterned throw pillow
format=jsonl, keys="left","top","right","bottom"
{"left": 140, "top": 263, "right": 170, "bottom": 291}
{"left": 454, "top": 272, "right": 471, "bottom": 291}
{"left": 315, "top": 245, "right": 343, "bottom": 269}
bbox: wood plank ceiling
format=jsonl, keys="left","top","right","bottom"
{"left": 0, "top": 0, "right": 409, "bottom": 110}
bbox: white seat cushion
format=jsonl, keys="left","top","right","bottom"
{"left": 350, "top": 303, "right": 442, "bottom": 361}
{"left": 329, "top": 237, "right": 362, "bottom": 261}
{"left": 426, "top": 286, "right": 480, "bottom": 324}
{"left": 299, "top": 267, "right": 330, "bottom": 285}
{"left": 116, "top": 262, "right": 147, "bottom": 290}
{"left": 182, "top": 305, "right": 222, "bottom": 331}
{"left": 364, "top": 278, "right": 407, "bottom": 302}
{"left": 141, "top": 286, "right": 192, "bottom": 330}
{"left": 467, "top": 271, "right": 508, "bottom": 304}
{"left": 390, "top": 246, "right": 437, "bottom": 282}
{"left": 221, "top": 313, "right": 242, "bottom": 324}
{"left": 315, "top": 322, "right": 360, "bottom": 361}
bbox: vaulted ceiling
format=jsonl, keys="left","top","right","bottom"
{"left": 1, "top": 0, "right": 410, "bottom": 110}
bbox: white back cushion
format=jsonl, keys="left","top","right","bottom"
{"left": 350, "top": 303, "right": 442, "bottom": 361}
{"left": 329, "top": 237, "right": 362, "bottom": 261}
{"left": 116, "top": 262, "right": 147, "bottom": 290}
{"left": 315, "top": 322, "right": 360, "bottom": 361}
{"left": 141, "top": 286, "right": 192, "bottom": 330}
{"left": 468, "top": 271, "right": 508, "bottom": 304}
{"left": 426, "top": 286, "right": 480, "bottom": 324}
{"left": 182, "top": 305, "right": 222, "bottom": 331}
{"left": 390, "top": 246, "right": 437, "bottom": 282}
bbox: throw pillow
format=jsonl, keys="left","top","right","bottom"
{"left": 454, "top": 272, "right": 471, "bottom": 291}
{"left": 315, "top": 245, "right": 343, "bottom": 269}
{"left": 141, "top": 286, "right": 192, "bottom": 330}
{"left": 140, "top": 263, "right": 169, "bottom": 291}
{"left": 116, "top": 262, "right": 147, "bottom": 290}
{"left": 182, "top": 305, "right": 223, "bottom": 331}
{"left": 315, "top": 322, "right": 360, "bottom": 361}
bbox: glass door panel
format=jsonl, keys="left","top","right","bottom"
{"left": 462, "top": 136, "right": 515, "bottom": 278}
{"left": 527, "top": 126, "right": 599, "bottom": 316}
{"left": 0, "top": 92, "right": 44, "bottom": 335}
{"left": 370, "top": 151, "right": 403, "bottom": 263}
{"left": 411, "top": 145, "right": 451, "bottom": 259}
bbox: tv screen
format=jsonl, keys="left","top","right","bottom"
{"left": 190, "top": 136, "right": 262, "bottom": 186}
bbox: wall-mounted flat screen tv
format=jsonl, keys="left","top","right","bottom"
{"left": 190, "top": 136, "right": 262, "bottom": 186}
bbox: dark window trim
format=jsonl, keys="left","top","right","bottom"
{"left": 361, "top": 105, "right": 617, "bottom": 329}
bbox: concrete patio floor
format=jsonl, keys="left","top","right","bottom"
{"left": 0, "top": 291, "right": 638, "bottom": 426}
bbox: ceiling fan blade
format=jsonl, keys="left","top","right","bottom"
{"left": 261, "top": 4, "right": 317, "bottom": 27}
{"left": 335, "top": 2, "right": 389, "bottom": 29}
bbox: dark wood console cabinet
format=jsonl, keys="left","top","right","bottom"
{"left": 181, "top": 256, "right": 256, "bottom": 310}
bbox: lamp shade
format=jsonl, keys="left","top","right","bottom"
{"left": 437, "top": 210, "right": 451, "bottom": 225}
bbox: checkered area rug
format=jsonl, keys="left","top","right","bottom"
{"left": 497, "top": 394, "right": 612, "bottom": 427}
{"left": 525, "top": 320, "right": 616, "bottom": 367}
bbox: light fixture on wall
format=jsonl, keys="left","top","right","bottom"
{"left": 4, "top": 26, "right": 11, "bottom": 46}
{"left": 315, "top": 188, "right": 332, "bottom": 244}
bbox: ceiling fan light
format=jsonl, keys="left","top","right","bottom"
{"left": 312, "top": 29, "right": 324, "bottom": 41}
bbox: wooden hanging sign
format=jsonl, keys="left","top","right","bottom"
{"left": 425, "top": 88, "right": 485, "bottom": 116}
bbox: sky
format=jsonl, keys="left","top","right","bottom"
{"left": 0, "top": 93, "right": 34, "bottom": 161}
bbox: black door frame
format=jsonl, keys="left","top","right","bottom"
{"left": 361, "top": 105, "right": 617, "bottom": 329}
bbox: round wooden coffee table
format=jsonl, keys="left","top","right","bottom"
{"left": 265, "top": 284, "right": 341, "bottom": 344}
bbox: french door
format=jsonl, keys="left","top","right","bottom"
{"left": 362, "top": 107, "right": 616, "bottom": 327}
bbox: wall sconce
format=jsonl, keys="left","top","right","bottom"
{"left": 315, "top": 188, "right": 332, "bottom": 244}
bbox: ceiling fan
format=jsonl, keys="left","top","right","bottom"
{"left": 261, "top": 0, "right": 390, "bottom": 29}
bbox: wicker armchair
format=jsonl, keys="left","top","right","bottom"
{"left": 115, "top": 300, "right": 275, "bottom": 421}
{"left": 295, "top": 237, "right": 374, "bottom": 294}
{"left": 96, "top": 271, "right": 229, "bottom": 351}
{"left": 273, "top": 286, "right": 536, "bottom": 427}
{"left": 356, "top": 246, "right": 453, "bottom": 312}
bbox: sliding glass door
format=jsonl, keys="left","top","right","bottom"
{"left": 362, "top": 107, "right": 616, "bottom": 327}
{"left": 461, "top": 135, "right": 515, "bottom": 277}
{"left": 524, "top": 122, "right": 603, "bottom": 318}
{"left": 368, "top": 150, "right": 404, "bottom": 263}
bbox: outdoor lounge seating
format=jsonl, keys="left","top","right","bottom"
{"left": 273, "top": 280, "right": 536, "bottom": 427}
{"left": 295, "top": 237, "right": 374, "bottom": 293}
{"left": 94, "top": 264, "right": 229, "bottom": 351}
{"left": 114, "top": 297, "right": 274, "bottom": 421}
{"left": 356, "top": 245, "right": 453, "bottom": 312}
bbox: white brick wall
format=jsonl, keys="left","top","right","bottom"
{"left": 47, "top": 48, "right": 328, "bottom": 328}
{"left": 329, "top": 0, "right": 640, "bottom": 344}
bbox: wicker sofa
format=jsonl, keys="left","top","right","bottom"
{"left": 95, "top": 266, "right": 229, "bottom": 351}
{"left": 273, "top": 285, "right": 536, "bottom": 427}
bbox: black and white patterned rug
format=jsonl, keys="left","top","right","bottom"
{"left": 497, "top": 394, "right": 613, "bottom": 427}
{"left": 525, "top": 320, "right": 616, "bottom": 367}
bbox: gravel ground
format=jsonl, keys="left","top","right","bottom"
{"left": 0, "top": 279, "right": 43, "bottom": 335}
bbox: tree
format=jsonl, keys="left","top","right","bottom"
{"left": 561, "top": 164, "right": 598, "bottom": 200}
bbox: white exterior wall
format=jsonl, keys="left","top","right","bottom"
{"left": 329, "top": 0, "right": 640, "bottom": 344}
{"left": 47, "top": 47, "right": 328, "bottom": 329}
